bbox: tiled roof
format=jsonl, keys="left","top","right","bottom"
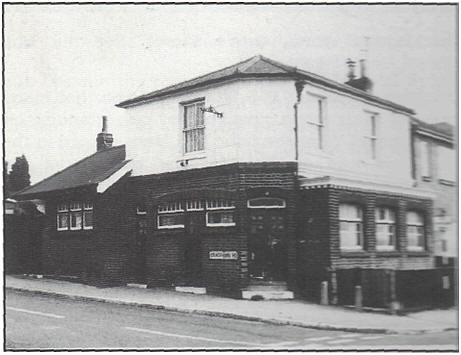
{"left": 15, "top": 145, "right": 129, "bottom": 197}
{"left": 116, "top": 55, "right": 414, "bottom": 114}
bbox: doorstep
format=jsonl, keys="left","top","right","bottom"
{"left": 175, "top": 286, "right": 207, "bottom": 295}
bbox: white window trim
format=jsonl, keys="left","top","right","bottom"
{"left": 364, "top": 111, "right": 379, "bottom": 161}
{"left": 206, "top": 200, "right": 235, "bottom": 210}
{"left": 136, "top": 207, "right": 147, "bottom": 215}
{"left": 57, "top": 214, "right": 68, "bottom": 231}
{"left": 406, "top": 211, "right": 425, "bottom": 251}
{"left": 247, "top": 198, "right": 286, "bottom": 209}
{"left": 206, "top": 210, "right": 236, "bottom": 227}
{"left": 84, "top": 202, "right": 93, "bottom": 211}
{"left": 339, "top": 204, "right": 364, "bottom": 251}
{"left": 70, "top": 211, "right": 83, "bottom": 231}
{"left": 376, "top": 207, "right": 397, "bottom": 251}
{"left": 305, "top": 92, "right": 327, "bottom": 151}
{"left": 57, "top": 203, "right": 68, "bottom": 212}
{"left": 157, "top": 202, "right": 185, "bottom": 229}
{"left": 70, "top": 202, "right": 82, "bottom": 211}
{"left": 157, "top": 214, "right": 185, "bottom": 230}
{"left": 83, "top": 210, "right": 94, "bottom": 230}
{"left": 186, "top": 200, "right": 204, "bottom": 211}
{"left": 183, "top": 100, "right": 206, "bottom": 155}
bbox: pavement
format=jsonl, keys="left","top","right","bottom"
{"left": 5, "top": 275, "right": 458, "bottom": 335}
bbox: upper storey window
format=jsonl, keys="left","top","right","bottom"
{"left": 183, "top": 100, "right": 205, "bottom": 154}
{"left": 304, "top": 94, "right": 325, "bottom": 151}
{"left": 364, "top": 113, "right": 378, "bottom": 160}
{"left": 438, "top": 146, "right": 455, "bottom": 183}
{"left": 420, "top": 141, "right": 431, "bottom": 180}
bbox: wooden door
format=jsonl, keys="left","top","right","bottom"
{"left": 248, "top": 208, "right": 287, "bottom": 281}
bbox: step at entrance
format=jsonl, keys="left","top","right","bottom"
{"left": 242, "top": 281, "right": 294, "bottom": 300}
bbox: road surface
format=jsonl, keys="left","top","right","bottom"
{"left": 5, "top": 289, "right": 458, "bottom": 350}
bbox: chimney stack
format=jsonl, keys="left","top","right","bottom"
{"left": 345, "top": 58, "right": 373, "bottom": 93}
{"left": 96, "top": 115, "right": 113, "bottom": 151}
{"left": 346, "top": 58, "right": 356, "bottom": 81}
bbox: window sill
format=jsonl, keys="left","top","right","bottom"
{"left": 375, "top": 250, "right": 401, "bottom": 257}
{"left": 340, "top": 250, "right": 370, "bottom": 257}
{"left": 422, "top": 176, "right": 432, "bottom": 182}
{"left": 360, "top": 159, "right": 378, "bottom": 166}
{"left": 206, "top": 223, "right": 236, "bottom": 228}
{"left": 406, "top": 250, "right": 430, "bottom": 257}
{"left": 439, "top": 179, "right": 455, "bottom": 187}
{"left": 179, "top": 152, "right": 206, "bottom": 161}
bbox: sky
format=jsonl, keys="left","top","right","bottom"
{"left": 4, "top": 4, "right": 457, "bottom": 184}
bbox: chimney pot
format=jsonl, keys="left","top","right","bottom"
{"left": 102, "top": 115, "right": 108, "bottom": 133}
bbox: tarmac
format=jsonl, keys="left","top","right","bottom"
{"left": 5, "top": 275, "right": 458, "bottom": 335}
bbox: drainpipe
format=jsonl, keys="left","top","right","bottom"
{"left": 294, "top": 80, "right": 306, "bottom": 164}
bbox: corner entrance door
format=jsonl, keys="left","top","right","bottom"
{"left": 248, "top": 208, "right": 287, "bottom": 281}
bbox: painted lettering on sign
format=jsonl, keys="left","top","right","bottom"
{"left": 209, "top": 251, "right": 239, "bottom": 260}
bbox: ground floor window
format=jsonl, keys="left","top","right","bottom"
{"left": 57, "top": 201, "right": 93, "bottom": 231}
{"left": 376, "top": 207, "right": 396, "bottom": 251}
{"left": 158, "top": 202, "right": 185, "bottom": 229}
{"left": 156, "top": 199, "right": 236, "bottom": 229}
{"left": 206, "top": 200, "right": 235, "bottom": 227}
{"left": 339, "top": 204, "right": 363, "bottom": 251}
{"left": 407, "top": 211, "right": 425, "bottom": 251}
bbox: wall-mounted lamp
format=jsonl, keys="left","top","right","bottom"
{"left": 200, "top": 105, "right": 223, "bottom": 118}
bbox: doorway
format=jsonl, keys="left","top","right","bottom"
{"left": 248, "top": 198, "right": 287, "bottom": 281}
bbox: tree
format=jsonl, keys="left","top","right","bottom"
{"left": 8, "top": 155, "right": 31, "bottom": 194}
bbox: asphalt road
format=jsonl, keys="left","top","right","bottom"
{"left": 5, "top": 289, "right": 458, "bottom": 350}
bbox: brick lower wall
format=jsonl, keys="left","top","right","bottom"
{"left": 124, "top": 162, "right": 297, "bottom": 295}
{"left": 297, "top": 186, "right": 434, "bottom": 302}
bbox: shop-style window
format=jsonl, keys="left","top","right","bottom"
{"left": 339, "top": 204, "right": 364, "bottom": 251}
{"left": 57, "top": 201, "right": 93, "bottom": 231}
{"left": 375, "top": 207, "right": 396, "bottom": 251}
{"left": 406, "top": 211, "right": 425, "bottom": 251}
{"left": 206, "top": 200, "right": 235, "bottom": 227}
{"left": 157, "top": 202, "right": 185, "bottom": 229}
{"left": 183, "top": 100, "right": 205, "bottom": 154}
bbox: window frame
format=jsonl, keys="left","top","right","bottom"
{"left": 57, "top": 201, "right": 93, "bottom": 231}
{"left": 83, "top": 202, "right": 94, "bottom": 230}
{"left": 375, "top": 207, "right": 397, "bottom": 251}
{"left": 247, "top": 197, "right": 286, "bottom": 209}
{"left": 183, "top": 100, "right": 206, "bottom": 155}
{"left": 406, "top": 210, "right": 426, "bottom": 252}
{"left": 305, "top": 93, "right": 326, "bottom": 151}
{"left": 205, "top": 200, "right": 236, "bottom": 227}
{"left": 157, "top": 202, "right": 185, "bottom": 229}
{"left": 339, "top": 203, "right": 364, "bottom": 251}
{"left": 364, "top": 112, "right": 378, "bottom": 161}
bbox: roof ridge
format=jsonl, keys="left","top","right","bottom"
{"left": 258, "top": 55, "right": 297, "bottom": 72}
{"left": 15, "top": 144, "right": 125, "bottom": 196}
{"left": 125, "top": 55, "right": 259, "bottom": 103}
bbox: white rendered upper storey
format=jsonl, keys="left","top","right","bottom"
{"left": 116, "top": 55, "right": 419, "bottom": 192}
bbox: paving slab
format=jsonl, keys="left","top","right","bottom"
{"left": 5, "top": 275, "right": 457, "bottom": 334}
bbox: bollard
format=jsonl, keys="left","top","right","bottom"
{"left": 320, "top": 281, "right": 329, "bottom": 305}
{"left": 354, "top": 285, "right": 363, "bottom": 310}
